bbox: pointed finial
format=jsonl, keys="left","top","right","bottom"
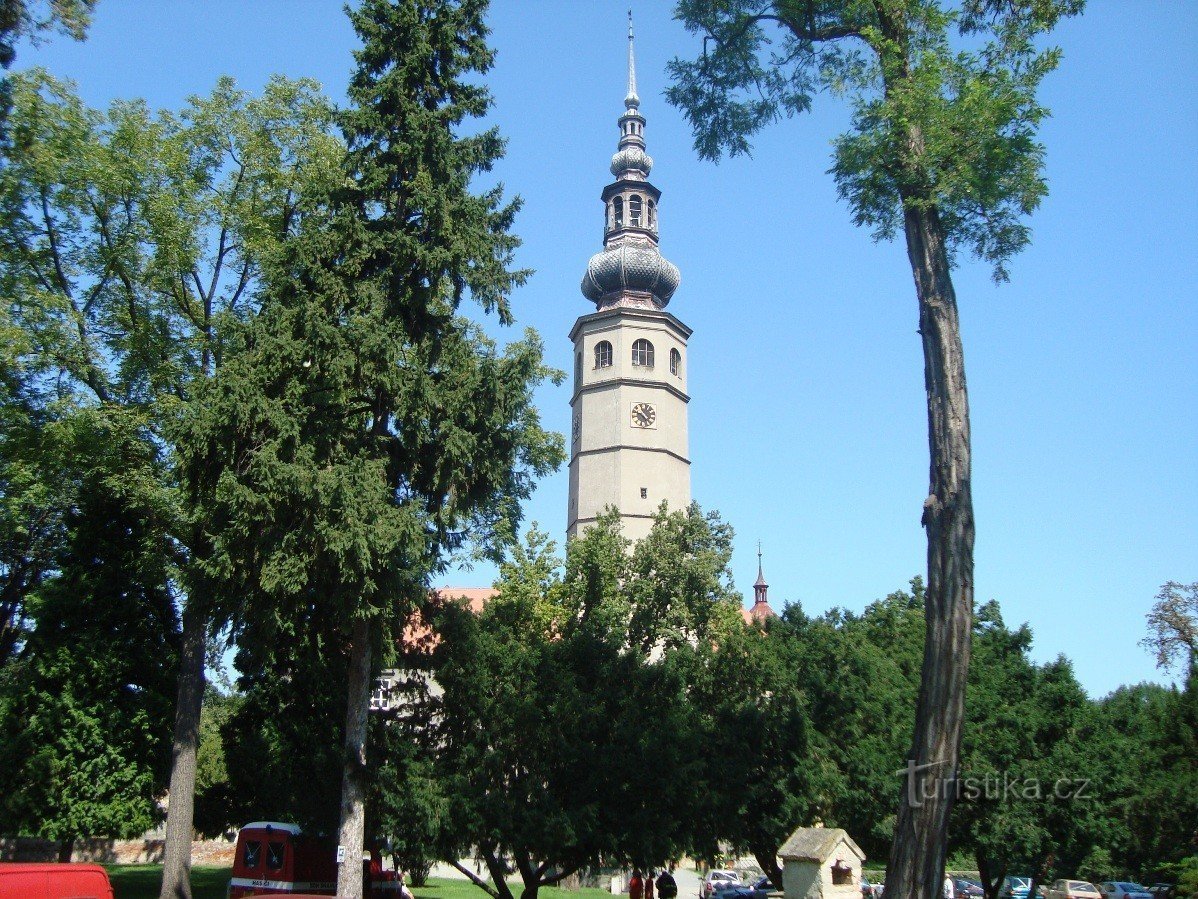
{"left": 755, "top": 542, "right": 767, "bottom": 589}
{"left": 625, "top": 10, "right": 640, "bottom": 109}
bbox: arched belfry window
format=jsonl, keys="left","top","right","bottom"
{"left": 632, "top": 339, "right": 654, "bottom": 368}
{"left": 594, "top": 340, "right": 613, "bottom": 369}
{"left": 629, "top": 195, "right": 643, "bottom": 228}
{"left": 647, "top": 199, "right": 657, "bottom": 229}
{"left": 613, "top": 197, "right": 623, "bottom": 228}
{"left": 669, "top": 347, "right": 681, "bottom": 376}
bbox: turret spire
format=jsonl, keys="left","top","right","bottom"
{"left": 579, "top": 15, "right": 680, "bottom": 311}
{"left": 626, "top": 10, "right": 639, "bottom": 110}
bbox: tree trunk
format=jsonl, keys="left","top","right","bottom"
{"left": 977, "top": 852, "right": 1005, "bottom": 899}
{"left": 336, "top": 616, "right": 373, "bottom": 898}
{"left": 885, "top": 202, "right": 975, "bottom": 899}
{"left": 753, "top": 848, "right": 783, "bottom": 889}
{"left": 159, "top": 605, "right": 207, "bottom": 899}
{"left": 57, "top": 837, "right": 73, "bottom": 863}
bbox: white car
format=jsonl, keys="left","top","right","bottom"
{"left": 701, "top": 871, "right": 741, "bottom": 899}
{"left": 1047, "top": 881, "right": 1102, "bottom": 899}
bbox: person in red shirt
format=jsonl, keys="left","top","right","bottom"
{"left": 630, "top": 871, "right": 645, "bottom": 899}
{"left": 646, "top": 871, "right": 656, "bottom": 899}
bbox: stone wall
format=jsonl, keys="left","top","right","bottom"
{"left": 0, "top": 837, "right": 235, "bottom": 866}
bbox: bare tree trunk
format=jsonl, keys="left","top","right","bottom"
{"left": 57, "top": 837, "right": 73, "bottom": 863}
{"left": 885, "top": 203, "right": 975, "bottom": 899}
{"left": 159, "top": 605, "right": 207, "bottom": 899}
{"left": 336, "top": 616, "right": 373, "bottom": 898}
{"left": 753, "top": 848, "right": 783, "bottom": 889}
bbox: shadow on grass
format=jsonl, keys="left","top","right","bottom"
{"left": 105, "top": 865, "right": 230, "bottom": 899}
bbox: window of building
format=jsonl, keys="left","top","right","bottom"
{"left": 632, "top": 339, "right": 654, "bottom": 368}
{"left": 647, "top": 198, "right": 656, "bottom": 229}
{"left": 613, "top": 197, "right": 623, "bottom": 228}
{"left": 629, "top": 195, "right": 642, "bottom": 227}
{"left": 640, "top": 487, "right": 648, "bottom": 499}
{"left": 594, "top": 340, "right": 613, "bottom": 369}
{"left": 576, "top": 351, "right": 582, "bottom": 385}
{"left": 669, "top": 347, "right": 681, "bottom": 376}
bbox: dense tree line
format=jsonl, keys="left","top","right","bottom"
{"left": 176, "top": 508, "right": 1196, "bottom": 896}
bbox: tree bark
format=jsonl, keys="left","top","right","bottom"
{"left": 159, "top": 605, "right": 207, "bottom": 899}
{"left": 57, "top": 837, "right": 73, "bottom": 863}
{"left": 885, "top": 202, "right": 975, "bottom": 899}
{"left": 336, "top": 616, "right": 373, "bottom": 898}
{"left": 753, "top": 848, "right": 783, "bottom": 889}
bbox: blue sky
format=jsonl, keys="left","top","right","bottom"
{"left": 18, "top": 2, "right": 1196, "bottom": 698}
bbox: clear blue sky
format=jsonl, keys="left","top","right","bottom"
{"left": 19, "top": 2, "right": 1196, "bottom": 698}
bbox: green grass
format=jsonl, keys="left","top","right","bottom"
{"left": 414, "top": 877, "right": 615, "bottom": 899}
{"left": 100, "top": 869, "right": 615, "bottom": 899}
{"left": 105, "top": 865, "right": 230, "bottom": 899}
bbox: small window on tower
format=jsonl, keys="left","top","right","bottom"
{"left": 631, "top": 339, "right": 654, "bottom": 368}
{"left": 576, "top": 352, "right": 582, "bottom": 385}
{"left": 669, "top": 348, "right": 681, "bottom": 376}
{"left": 613, "top": 197, "right": 623, "bottom": 228}
{"left": 647, "top": 198, "right": 657, "bottom": 229}
{"left": 629, "top": 195, "right": 642, "bottom": 227}
{"left": 594, "top": 341, "right": 613, "bottom": 369}
{"left": 640, "top": 488, "right": 648, "bottom": 499}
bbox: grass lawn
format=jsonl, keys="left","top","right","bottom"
{"left": 105, "top": 865, "right": 230, "bottom": 899}
{"left": 414, "top": 879, "right": 615, "bottom": 899}
{"left": 101, "top": 869, "right": 616, "bottom": 899}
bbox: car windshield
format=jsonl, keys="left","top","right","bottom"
{"left": 1118, "top": 886, "right": 1145, "bottom": 892}
{"left": 713, "top": 873, "right": 737, "bottom": 882}
{"left": 1010, "top": 880, "right": 1031, "bottom": 888}
{"left": 1070, "top": 883, "right": 1096, "bottom": 891}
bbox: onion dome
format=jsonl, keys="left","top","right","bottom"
{"left": 581, "top": 244, "right": 681, "bottom": 305}
{"left": 610, "top": 146, "right": 653, "bottom": 178}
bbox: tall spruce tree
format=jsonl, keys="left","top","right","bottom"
{"left": 666, "top": 3, "right": 1083, "bottom": 895}
{"left": 177, "top": 2, "right": 562, "bottom": 896}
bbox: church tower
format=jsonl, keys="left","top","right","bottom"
{"left": 567, "top": 17, "right": 691, "bottom": 542}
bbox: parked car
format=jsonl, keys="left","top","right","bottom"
{"left": 954, "top": 878, "right": 985, "bottom": 899}
{"left": 718, "top": 876, "right": 776, "bottom": 899}
{"left": 1146, "top": 885, "right": 1175, "bottom": 899}
{"left": 702, "top": 871, "right": 742, "bottom": 899}
{"left": 0, "top": 863, "right": 114, "bottom": 899}
{"left": 1099, "top": 883, "right": 1153, "bottom": 899}
{"left": 1000, "top": 876, "right": 1034, "bottom": 899}
{"left": 1046, "top": 881, "right": 1102, "bottom": 899}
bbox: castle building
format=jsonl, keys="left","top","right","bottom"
{"left": 566, "top": 18, "right": 690, "bottom": 543}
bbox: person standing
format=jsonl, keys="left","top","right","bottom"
{"left": 631, "top": 871, "right": 645, "bottom": 899}
{"left": 657, "top": 869, "right": 678, "bottom": 899}
{"left": 646, "top": 872, "right": 656, "bottom": 899}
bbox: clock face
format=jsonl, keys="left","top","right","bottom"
{"left": 630, "top": 402, "right": 657, "bottom": 429}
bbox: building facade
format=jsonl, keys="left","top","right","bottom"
{"left": 567, "top": 20, "right": 691, "bottom": 542}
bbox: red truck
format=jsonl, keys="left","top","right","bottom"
{"left": 0, "top": 862, "right": 114, "bottom": 899}
{"left": 228, "top": 821, "right": 401, "bottom": 898}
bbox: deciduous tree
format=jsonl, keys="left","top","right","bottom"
{"left": 667, "top": 3, "right": 1083, "bottom": 894}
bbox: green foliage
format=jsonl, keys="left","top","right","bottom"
{"left": 667, "top": 0, "right": 1084, "bottom": 280}
{"left": 0, "top": 408, "right": 179, "bottom": 840}
{"left": 422, "top": 508, "right": 736, "bottom": 899}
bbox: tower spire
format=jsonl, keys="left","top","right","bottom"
{"left": 626, "top": 10, "right": 639, "bottom": 110}
{"left": 579, "top": 14, "right": 680, "bottom": 312}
